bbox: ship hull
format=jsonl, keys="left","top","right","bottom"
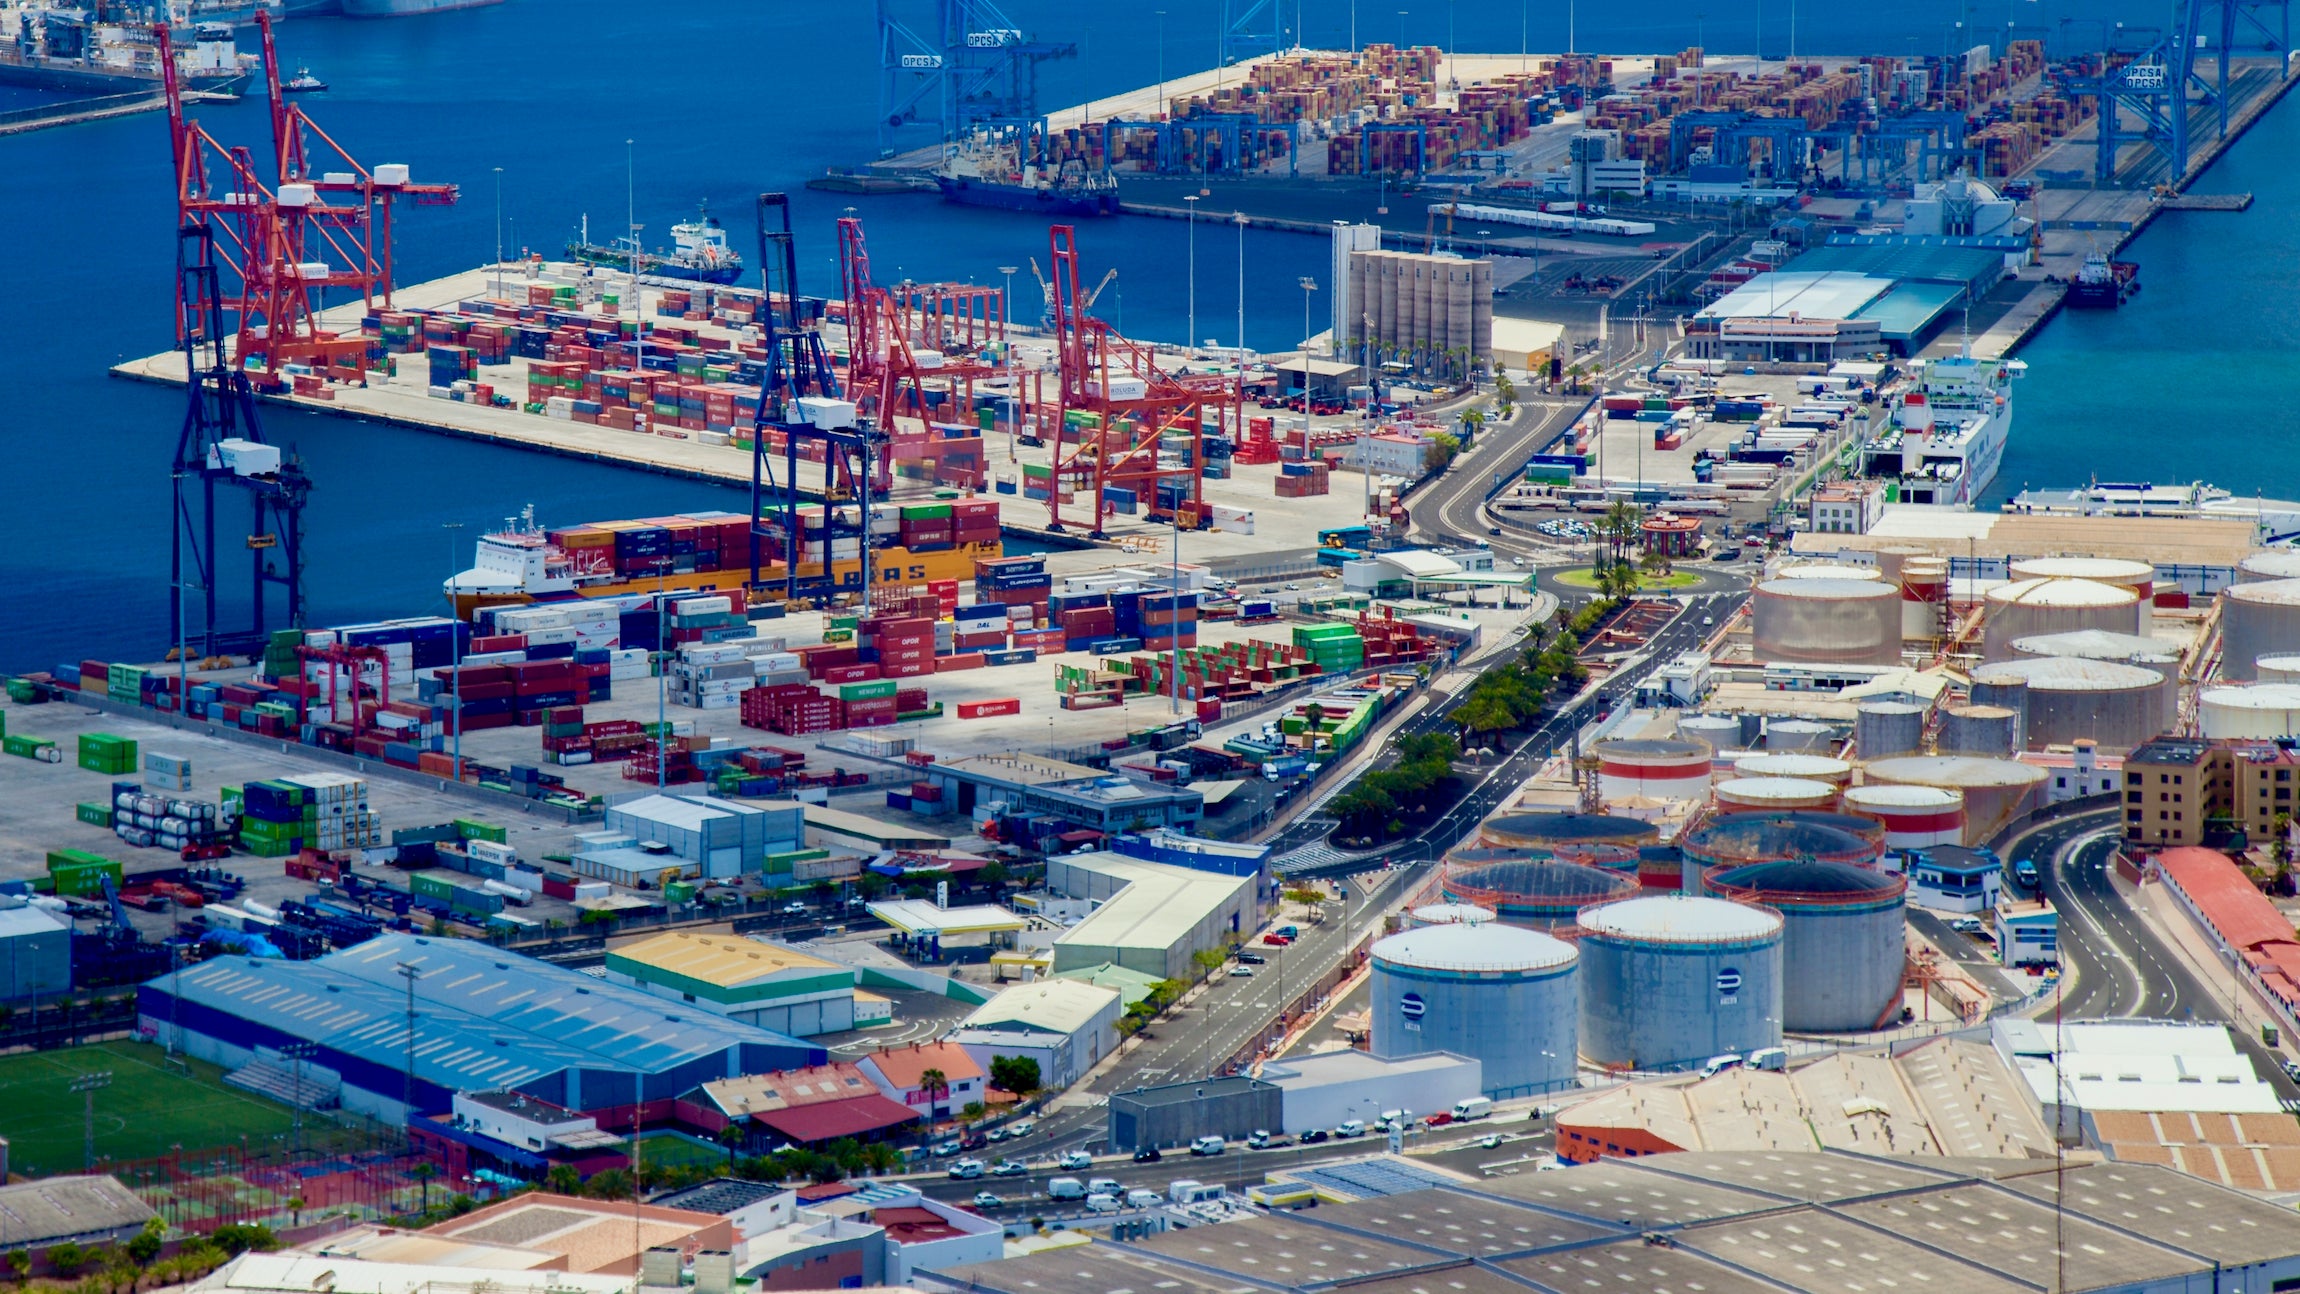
{"left": 937, "top": 176, "right": 1120, "bottom": 216}
{"left": 341, "top": 0, "right": 502, "bottom": 15}
{"left": 565, "top": 245, "right": 744, "bottom": 285}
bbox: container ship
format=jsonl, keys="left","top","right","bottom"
{"left": 565, "top": 208, "right": 744, "bottom": 285}
{"left": 445, "top": 502, "right": 1005, "bottom": 617}
{"left": 0, "top": 18, "right": 253, "bottom": 97}
{"left": 2065, "top": 251, "right": 2139, "bottom": 308}
{"left": 1856, "top": 354, "right": 2024, "bottom": 506}
{"left": 937, "top": 133, "right": 1120, "bottom": 217}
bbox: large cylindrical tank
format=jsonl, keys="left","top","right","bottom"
{"left": 1593, "top": 737, "right": 1715, "bottom": 803}
{"left": 1751, "top": 579, "right": 1902, "bottom": 666}
{"left": 1440, "top": 857, "right": 1638, "bottom": 929}
{"left": 1842, "top": 783, "right": 1966, "bottom": 851}
{"left": 2198, "top": 684, "right": 2300, "bottom": 739}
{"left": 2257, "top": 655, "right": 2300, "bottom": 684}
{"left": 1477, "top": 813, "right": 1661, "bottom": 852}
{"left": 1855, "top": 702, "right": 1928, "bottom": 758}
{"left": 1860, "top": 756, "right": 2048, "bottom": 844}
{"left": 1732, "top": 753, "right": 1854, "bottom": 786}
{"left": 2008, "top": 556, "right": 2155, "bottom": 602}
{"left": 1576, "top": 896, "right": 1785, "bottom": 1070}
{"left": 1873, "top": 545, "right": 1929, "bottom": 584}
{"left": 1677, "top": 713, "right": 1746, "bottom": 760}
{"left": 1765, "top": 719, "right": 1836, "bottom": 752}
{"left": 1969, "top": 657, "right": 2170, "bottom": 751}
{"left": 1703, "top": 860, "right": 1908, "bottom": 1032}
{"left": 1984, "top": 578, "right": 2145, "bottom": 660}
{"left": 2221, "top": 579, "right": 2300, "bottom": 682}
{"left": 1714, "top": 777, "right": 1841, "bottom": 815}
{"left": 1409, "top": 903, "right": 1497, "bottom": 928}
{"left": 2006, "top": 629, "right": 2180, "bottom": 671}
{"left": 1679, "top": 812, "right": 1883, "bottom": 869}
{"left": 2237, "top": 549, "right": 2300, "bottom": 584}
{"left": 1774, "top": 562, "right": 1884, "bottom": 582}
{"left": 1901, "top": 557, "right": 1951, "bottom": 641}
{"left": 1939, "top": 704, "right": 2020, "bottom": 756}
{"left": 1371, "top": 923, "right": 1578, "bottom": 1096}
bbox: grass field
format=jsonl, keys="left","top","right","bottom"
{"left": 0, "top": 1041, "right": 322, "bottom": 1174}
{"left": 1549, "top": 567, "right": 1703, "bottom": 591}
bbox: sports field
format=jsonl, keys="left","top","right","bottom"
{"left": 0, "top": 1041, "right": 311, "bottom": 1174}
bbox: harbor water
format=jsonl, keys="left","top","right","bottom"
{"left": 0, "top": 0, "right": 2261, "bottom": 668}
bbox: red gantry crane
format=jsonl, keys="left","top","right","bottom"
{"left": 836, "top": 215, "right": 1010, "bottom": 491}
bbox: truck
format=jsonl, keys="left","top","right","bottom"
{"left": 1451, "top": 1096, "right": 1494, "bottom": 1121}
{"left": 1747, "top": 1047, "right": 1788, "bottom": 1072}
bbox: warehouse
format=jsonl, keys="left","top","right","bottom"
{"left": 1044, "top": 851, "right": 1257, "bottom": 981}
{"left": 946, "top": 979, "right": 1123, "bottom": 1090}
{"left": 920, "top": 753, "right": 1203, "bottom": 835}
{"left": 1107, "top": 1075, "right": 1282, "bottom": 1152}
{"left": 1259, "top": 1049, "right": 1483, "bottom": 1135}
{"left": 0, "top": 1176, "right": 154, "bottom": 1251}
{"left": 594, "top": 794, "right": 804, "bottom": 878}
{"left": 138, "top": 932, "right": 823, "bottom": 1123}
{"left": 0, "top": 903, "right": 71, "bottom": 1002}
{"left": 604, "top": 931, "right": 857, "bottom": 1036}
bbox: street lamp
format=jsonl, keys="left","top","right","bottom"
{"left": 492, "top": 166, "right": 503, "bottom": 301}
{"left": 71, "top": 1071, "right": 111, "bottom": 1171}
{"left": 1298, "top": 276, "right": 1318, "bottom": 357}
{"left": 280, "top": 1041, "right": 318, "bottom": 1155}
{"left": 1155, "top": 10, "right": 1167, "bottom": 119}
{"left": 1184, "top": 195, "right": 1200, "bottom": 361}
{"left": 396, "top": 961, "right": 421, "bottom": 1118}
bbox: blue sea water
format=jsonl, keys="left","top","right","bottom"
{"left": 0, "top": 0, "right": 2260, "bottom": 669}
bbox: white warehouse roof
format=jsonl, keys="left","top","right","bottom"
{"left": 1695, "top": 271, "right": 1894, "bottom": 322}
{"left": 959, "top": 979, "right": 1123, "bottom": 1035}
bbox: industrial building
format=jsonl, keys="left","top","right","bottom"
{"left": 603, "top": 931, "right": 857, "bottom": 1036}
{"left": 1107, "top": 1075, "right": 1281, "bottom": 1151}
{"left": 1044, "top": 851, "right": 1256, "bottom": 981}
{"left": 1369, "top": 922, "right": 1578, "bottom": 1097}
{"left": 1993, "top": 1018, "right": 2286, "bottom": 1140}
{"left": 418, "top": 1192, "right": 736, "bottom": 1276}
{"left": 1703, "top": 860, "right": 1908, "bottom": 1032}
{"left": 686, "top": 1061, "right": 922, "bottom": 1149}
{"left": 1341, "top": 249, "right": 1494, "bottom": 373}
{"left": 1902, "top": 844, "right": 2005, "bottom": 912}
{"left": 946, "top": 978, "right": 1123, "bottom": 1091}
{"left": 857, "top": 1042, "right": 984, "bottom": 1119}
{"left": 916, "top": 753, "right": 1203, "bottom": 835}
{"left": 1688, "top": 235, "right": 2011, "bottom": 360}
{"left": 0, "top": 1176, "right": 155, "bottom": 1251}
{"left": 2151, "top": 845, "right": 2300, "bottom": 1036}
{"left": 137, "top": 932, "right": 823, "bottom": 1123}
{"left": 1575, "top": 895, "right": 1784, "bottom": 1071}
{"left": 1258, "top": 1049, "right": 1483, "bottom": 1135}
{"left": 0, "top": 902, "right": 72, "bottom": 1003}
{"left": 592, "top": 794, "right": 805, "bottom": 878}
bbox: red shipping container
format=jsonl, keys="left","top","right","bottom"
{"left": 936, "top": 654, "right": 986, "bottom": 672}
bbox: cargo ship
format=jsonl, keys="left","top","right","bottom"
{"left": 445, "top": 504, "right": 1004, "bottom": 617}
{"left": 2065, "top": 251, "right": 2139, "bottom": 308}
{"left": 937, "top": 132, "right": 1120, "bottom": 217}
{"left": 0, "top": 18, "right": 253, "bottom": 98}
{"left": 564, "top": 208, "right": 744, "bottom": 286}
{"left": 1856, "top": 354, "right": 2023, "bottom": 506}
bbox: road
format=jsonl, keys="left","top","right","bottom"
{"left": 1404, "top": 397, "right": 1585, "bottom": 556}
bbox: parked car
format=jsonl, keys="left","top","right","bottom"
{"left": 991, "top": 1159, "right": 1028, "bottom": 1177}
{"left": 1299, "top": 1128, "right": 1330, "bottom": 1144}
{"left": 1335, "top": 1120, "right": 1366, "bottom": 1138}
{"left": 1235, "top": 952, "right": 1267, "bottom": 965}
{"left": 931, "top": 1139, "right": 963, "bottom": 1157}
{"left": 1423, "top": 1111, "right": 1454, "bottom": 1128}
{"left": 1133, "top": 1146, "right": 1163, "bottom": 1163}
{"left": 1262, "top": 933, "right": 1292, "bottom": 947}
{"left": 1007, "top": 1120, "right": 1035, "bottom": 1138}
{"left": 971, "top": 1191, "right": 1003, "bottom": 1208}
{"left": 1230, "top": 964, "right": 1255, "bottom": 977}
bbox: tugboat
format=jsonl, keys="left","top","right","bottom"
{"left": 281, "top": 66, "right": 327, "bottom": 92}
{"left": 564, "top": 204, "right": 745, "bottom": 285}
{"left": 2065, "top": 250, "right": 2139, "bottom": 308}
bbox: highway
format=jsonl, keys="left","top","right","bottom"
{"left": 1404, "top": 396, "right": 1585, "bottom": 555}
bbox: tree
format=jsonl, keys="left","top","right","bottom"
{"left": 960, "top": 1101, "right": 986, "bottom": 1122}
{"left": 1303, "top": 702, "right": 1326, "bottom": 731}
{"left": 978, "top": 861, "right": 1009, "bottom": 890}
{"left": 1190, "top": 948, "right": 1228, "bottom": 981}
{"left": 545, "top": 1164, "right": 582, "bottom": 1195}
{"left": 47, "top": 1245, "right": 90, "bottom": 1279}
{"left": 718, "top": 1123, "right": 748, "bottom": 1165}
{"left": 1281, "top": 887, "right": 1325, "bottom": 907}
{"left": 206, "top": 1226, "right": 277, "bottom": 1258}
{"left": 409, "top": 1163, "right": 439, "bottom": 1214}
{"left": 1424, "top": 431, "right": 1462, "bottom": 473}
{"left": 285, "top": 1195, "right": 306, "bottom": 1227}
{"left": 918, "top": 1068, "right": 951, "bottom": 1121}
{"left": 123, "top": 1222, "right": 163, "bottom": 1267}
{"left": 584, "top": 1168, "right": 633, "bottom": 1200}
{"left": 6, "top": 1251, "right": 27, "bottom": 1284}
{"left": 989, "top": 1055, "right": 1041, "bottom": 1097}
{"left": 861, "top": 1141, "right": 902, "bottom": 1175}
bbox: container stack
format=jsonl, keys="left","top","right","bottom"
{"left": 144, "top": 750, "right": 193, "bottom": 793}
{"left": 77, "top": 733, "right": 138, "bottom": 776}
{"left": 1276, "top": 462, "right": 1331, "bottom": 498}
{"left": 110, "top": 787, "right": 232, "bottom": 853}
{"left": 1294, "top": 624, "right": 1366, "bottom": 674}
{"left": 840, "top": 680, "right": 899, "bottom": 729}
{"left": 742, "top": 684, "right": 846, "bottom": 736}
{"left": 46, "top": 848, "right": 121, "bottom": 897}
{"left": 863, "top": 614, "right": 937, "bottom": 679}
{"left": 1139, "top": 592, "right": 1199, "bottom": 654}
{"left": 671, "top": 643, "right": 756, "bottom": 710}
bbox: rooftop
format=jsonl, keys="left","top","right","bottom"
{"left": 604, "top": 931, "right": 840, "bottom": 989}
{"left": 423, "top": 1194, "right": 730, "bottom": 1275}
{"left": 1050, "top": 852, "right": 1255, "bottom": 956}
{"left": 696, "top": 1061, "right": 880, "bottom": 1117}
{"left": 863, "top": 899, "right": 1029, "bottom": 937}
{"left": 647, "top": 1177, "right": 792, "bottom": 1217}
{"left": 956, "top": 979, "right": 1122, "bottom": 1035}
{"left": 1298, "top": 1187, "right": 1615, "bottom": 1258}
{"left": 192, "top": 1253, "right": 638, "bottom": 1294}
{"left": 1792, "top": 507, "right": 2260, "bottom": 569}
{"left": 860, "top": 1040, "right": 983, "bottom": 1088}
{"left": 1110, "top": 1074, "right": 1276, "bottom": 1110}
{"left": 0, "top": 1175, "right": 154, "bottom": 1245}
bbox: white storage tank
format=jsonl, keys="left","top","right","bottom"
{"left": 1765, "top": 719, "right": 1835, "bottom": 752}
{"left": 1731, "top": 753, "right": 1854, "bottom": 787}
{"left": 2220, "top": 579, "right": 2300, "bottom": 682}
{"left": 1703, "top": 860, "right": 1909, "bottom": 1033}
{"left": 1409, "top": 903, "right": 1498, "bottom": 928}
{"left": 1860, "top": 755, "right": 2048, "bottom": 844}
{"left": 2006, "top": 628, "right": 2180, "bottom": 670}
{"left": 2007, "top": 556, "right": 2155, "bottom": 601}
{"left": 1592, "top": 737, "right": 1715, "bottom": 803}
{"left": 1576, "top": 896, "right": 1784, "bottom": 1071}
{"left": 2237, "top": 549, "right": 2300, "bottom": 584}
{"left": 1901, "top": 557, "right": 1952, "bottom": 641}
{"left": 1842, "top": 783, "right": 1966, "bottom": 850}
{"left": 2198, "top": 685, "right": 2300, "bottom": 739}
{"left": 1855, "top": 702, "right": 1928, "bottom": 758}
{"left": 2259, "top": 655, "right": 2300, "bottom": 684}
{"left": 1773, "top": 562, "right": 1883, "bottom": 582}
{"left": 1984, "top": 578, "right": 2145, "bottom": 660}
{"left": 1714, "top": 777, "right": 1841, "bottom": 815}
{"left": 1938, "top": 704, "right": 2020, "bottom": 757}
{"left": 1677, "top": 713, "right": 1747, "bottom": 759}
{"left": 1969, "top": 657, "right": 2170, "bottom": 752}
{"left": 1371, "top": 922, "right": 1578, "bottom": 1096}
{"left": 1751, "top": 579, "right": 1902, "bottom": 666}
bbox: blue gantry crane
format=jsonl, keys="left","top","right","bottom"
{"left": 876, "top": 0, "right": 1076, "bottom": 154}
{"left": 1219, "top": 0, "right": 1287, "bottom": 67}
{"left": 2071, "top": 0, "right": 2290, "bottom": 183}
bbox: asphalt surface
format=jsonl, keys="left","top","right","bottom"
{"left": 1405, "top": 397, "right": 1585, "bottom": 557}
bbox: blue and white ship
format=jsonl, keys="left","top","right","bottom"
{"left": 936, "top": 131, "right": 1119, "bottom": 217}
{"left": 1858, "top": 355, "right": 2023, "bottom": 506}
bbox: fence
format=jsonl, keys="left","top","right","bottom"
{"left": 0, "top": 997, "right": 140, "bottom": 1056}
{"left": 114, "top": 1144, "right": 430, "bottom": 1234}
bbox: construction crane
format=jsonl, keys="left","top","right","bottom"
{"left": 1422, "top": 201, "right": 1458, "bottom": 254}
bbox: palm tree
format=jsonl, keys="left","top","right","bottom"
{"left": 718, "top": 1123, "right": 747, "bottom": 1165}
{"left": 918, "top": 1068, "right": 950, "bottom": 1123}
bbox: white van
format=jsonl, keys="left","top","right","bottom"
{"left": 1048, "top": 1176, "right": 1086, "bottom": 1200}
{"left": 1088, "top": 1177, "right": 1123, "bottom": 1197}
{"left": 1451, "top": 1096, "right": 1494, "bottom": 1121}
{"left": 1376, "top": 1109, "right": 1406, "bottom": 1130}
{"left": 1747, "top": 1047, "right": 1788, "bottom": 1072}
{"left": 1699, "top": 1054, "right": 1743, "bottom": 1078}
{"left": 1190, "top": 1134, "right": 1226, "bottom": 1156}
{"left": 1335, "top": 1119, "right": 1366, "bottom": 1138}
{"left": 1085, "top": 1193, "right": 1122, "bottom": 1213}
{"left": 1125, "top": 1188, "right": 1164, "bottom": 1209}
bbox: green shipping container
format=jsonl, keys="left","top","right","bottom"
{"left": 75, "top": 803, "right": 112, "bottom": 828}
{"left": 411, "top": 873, "right": 456, "bottom": 901}
{"left": 5, "top": 735, "right": 58, "bottom": 760}
{"left": 663, "top": 880, "right": 696, "bottom": 903}
{"left": 837, "top": 680, "right": 898, "bottom": 701}
{"left": 48, "top": 848, "right": 112, "bottom": 874}
{"left": 77, "top": 733, "right": 138, "bottom": 774}
{"left": 455, "top": 819, "right": 509, "bottom": 844}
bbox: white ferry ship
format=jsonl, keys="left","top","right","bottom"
{"left": 1856, "top": 355, "right": 2022, "bottom": 505}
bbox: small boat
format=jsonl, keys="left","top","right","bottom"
{"left": 281, "top": 67, "right": 328, "bottom": 92}
{"left": 2065, "top": 251, "right": 2138, "bottom": 308}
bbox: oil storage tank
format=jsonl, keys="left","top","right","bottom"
{"left": 1860, "top": 755, "right": 2047, "bottom": 844}
{"left": 1969, "top": 657, "right": 2169, "bottom": 751}
{"left": 2237, "top": 550, "right": 2300, "bottom": 584}
{"left": 1409, "top": 903, "right": 1497, "bottom": 928}
{"left": 2257, "top": 656, "right": 2300, "bottom": 684}
{"left": 1774, "top": 562, "right": 1884, "bottom": 582}
{"left": 2008, "top": 557, "right": 2156, "bottom": 602}
{"left": 1714, "top": 777, "right": 1840, "bottom": 815}
{"left": 1591, "top": 738, "right": 1715, "bottom": 802}
{"left": 1983, "top": 578, "right": 2144, "bottom": 660}
{"left": 1680, "top": 812, "right": 1882, "bottom": 871}
{"left": 1732, "top": 753, "right": 1854, "bottom": 787}
{"left": 1478, "top": 812, "right": 1660, "bottom": 853}
{"left": 1842, "top": 783, "right": 1965, "bottom": 851}
{"left": 1764, "top": 719, "right": 1836, "bottom": 752}
{"left": 1677, "top": 714, "right": 1747, "bottom": 761}
{"left": 2199, "top": 685, "right": 2300, "bottom": 739}
{"left": 1576, "top": 896, "right": 1784, "bottom": 1070}
{"left": 2220, "top": 579, "right": 2300, "bottom": 681}
{"left": 2006, "top": 629, "right": 2180, "bottom": 671}
{"left": 1704, "top": 860, "right": 1908, "bottom": 1032}
{"left": 1939, "top": 704, "right": 2020, "bottom": 756}
{"left": 1900, "top": 557, "right": 1951, "bottom": 641}
{"left": 1371, "top": 922, "right": 1578, "bottom": 1097}
{"left": 1751, "top": 579, "right": 1902, "bottom": 666}
{"left": 1441, "top": 856, "right": 1638, "bottom": 928}
{"left": 1855, "top": 702, "right": 1928, "bottom": 758}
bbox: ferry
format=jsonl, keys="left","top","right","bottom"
{"left": 1856, "top": 355, "right": 2022, "bottom": 505}
{"left": 2003, "top": 481, "right": 2300, "bottom": 542}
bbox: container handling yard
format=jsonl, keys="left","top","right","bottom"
{"left": 13, "top": 6, "right": 2300, "bottom": 1292}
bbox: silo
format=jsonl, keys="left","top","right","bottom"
{"left": 1732, "top": 753, "right": 1854, "bottom": 787}
{"left": 2199, "top": 685, "right": 2300, "bottom": 739}
{"left": 2220, "top": 580, "right": 2300, "bottom": 681}
{"left": 1765, "top": 719, "right": 1836, "bottom": 752}
{"left": 1680, "top": 813, "right": 1882, "bottom": 871}
{"left": 1440, "top": 857, "right": 1638, "bottom": 928}
{"left": 1409, "top": 903, "right": 1497, "bottom": 928}
{"left": 1860, "top": 756, "right": 2048, "bottom": 844}
{"left": 2237, "top": 549, "right": 2300, "bottom": 584}
{"left": 1969, "top": 657, "right": 2170, "bottom": 751}
{"left": 1703, "top": 861, "right": 1909, "bottom": 1032}
{"left": 1751, "top": 579, "right": 1903, "bottom": 666}
{"left": 1371, "top": 923, "right": 1578, "bottom": 1096}
{"left": 1592, "top": 737, "right": 1715, "bottom": 802}
{"left": 1984, "top": 578, "right": 2145, "bottom": 659}
{"left": 1855, "top": 702, "right": 1928, "bottom": 758}
{"left": 1714, "top": 777, "right": 1841, "bottom": 815}
{"left": 1477, "top": 812, "right": 1660, "bottom": 853}
{"left": 2008, "top": 556, "right": 2156, "bottom": 602}
{"left": 1842, "top": 783, "right": 1966, "bottom": 851}
{"left": 1901, "top": 557, "right": 1951, "bottom": 641}
{"left": 2258, "top": 655, "right": 2300, "bottom": 683}
{"left": 1576, "top": 896, "right": 1785, "bottom": 1070}
{"left": 1677, "top": 713, "right": 1746, "bottom": 758}
{"left": 1939, "top": 704, "right": 2020, "bottom": 756}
